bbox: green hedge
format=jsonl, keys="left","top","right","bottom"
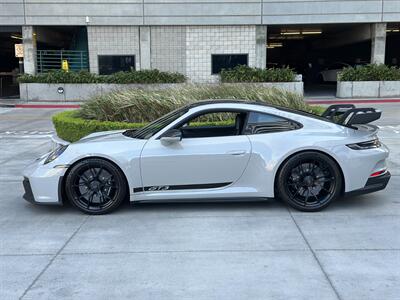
{"left": 53, "top": 111, "right": 237, "bottom": 142}
{"left": 53, "top": 110, "right": 145, "bottom": 142}
{"left": 18, "top": 69, "right": 186, "bottom": 84}
{"left": 338, "top": 64, "right": 400, "bottom": 81}
{"left": 220, "top": 65, "right": 296, "bottom": 83}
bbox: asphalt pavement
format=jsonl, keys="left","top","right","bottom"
{"left": 0, "top": 105, "right": 399, "bottom": 300}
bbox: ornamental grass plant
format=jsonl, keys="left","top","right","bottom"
{"left": 78, "top": 84, "right": 311, "bottom": 123}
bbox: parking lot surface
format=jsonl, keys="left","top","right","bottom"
{"left": 0, "top": 105, "right": 399, "bottom": 300}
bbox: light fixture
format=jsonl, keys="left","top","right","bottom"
{"left": 280, "top": 29, "right": 323, "bottom": 36}
{"left": 386, "top": 28, "right": 400, "bottom": 33}
{"left": 302, "top": 30, "right": 322, "bottom": 35}
{"left": 268, "top": 42, "right": 283, "bottom": 48}
{"left": 280, "top": 31, "right": 301, "bottom": 35}
{"left": 11, "top": 34, "right": 23, "bottom": 40}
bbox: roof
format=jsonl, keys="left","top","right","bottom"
{"left": 187, "top": 99, "right": 274, "bottom": 109}
{"left": 186, "top": 99, "right": 335, "bottom": 124}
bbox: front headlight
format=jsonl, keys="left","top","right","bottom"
{"left": 347, "top": 138, "right": 381, "bottom": 150}
{"left": 44, "top": 145, "right": 68, "bottom": 164}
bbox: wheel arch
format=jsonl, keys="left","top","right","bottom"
{"left": 273, "top": 149, "right": 346, "bottom": 196}
{"left": 60, "top": 156, "right": 131, "bottom": 203}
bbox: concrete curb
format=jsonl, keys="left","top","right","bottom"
{"left": 306, "top": 99, "right": 400, "bottom": 105}
{"left": 0, "top": 102, "right": 16, "bottom": 108}
{"left": 16, "top": 104, "right": 81, "bottom": 109}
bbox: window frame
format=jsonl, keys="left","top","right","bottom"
{"left": 98, "top": 54, "right": 136, "bottom": 75}
{"left": 159, "top": 108, "right": 249, "bottom": 139}
{"left": 243, "top": 111, "right": 302, "bottom": 135}
{"left": 211, "top": 53, "right": 249, "bottom": 75}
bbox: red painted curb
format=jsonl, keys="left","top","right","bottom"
{"left": 15, "top": 104, "right": 81, "bottom": 109}
{"left": 306, "top": 99, "right": 400, "bottom": 104}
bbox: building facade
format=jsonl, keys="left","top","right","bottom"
{"left": 0, "top": 1, "right": 399, "bottom": 87}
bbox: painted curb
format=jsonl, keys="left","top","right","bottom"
{"left": 15, "top": 104, "right": 81, "bottom": 109}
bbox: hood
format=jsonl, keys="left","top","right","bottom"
{"left": 76, "top": 130, "right": 130, "bottom": 143}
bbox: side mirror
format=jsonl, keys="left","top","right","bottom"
{"left": 160, "top": 129, "right": 182, "bottom": 145}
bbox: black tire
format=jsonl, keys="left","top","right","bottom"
{"left": 276, "top": 151, "right": 342, "bottom": 212}
{"left": 65, "top": 158, "right": 127, "bottom": 215}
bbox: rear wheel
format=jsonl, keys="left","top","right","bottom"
{"left": 276, "top": 151, "right": 342, "bottom": 212}
{"left": 65, "top": 158, "right": 127, "bottom": 215}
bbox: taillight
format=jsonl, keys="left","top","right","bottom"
{"left": 370, "top": 170, "right": 386, "bottom": 177}
{"left": 347, "top": 138, "right": 381, "bottom": 150}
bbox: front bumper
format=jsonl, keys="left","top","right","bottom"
{"left": 22, "top": 158, "right": 67, "bottom": 205}
{"left": 345, "top": 171, "right": 391, "bottom": 197}
{"left": 22, "top": 177, "right": 36, "bottom": 204}
{"left": 22, "top": 176, "right": 64, "bottom": 205}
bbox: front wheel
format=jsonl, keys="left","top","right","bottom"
{"left": 65, "top": 158, "right": 127, "bottom": 215}
{"left": 276, "top": 152, "right": 342, "bottom": 212}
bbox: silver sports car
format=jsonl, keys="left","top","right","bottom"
{"left": 23, "top": 101, "right": 390, "bottom": 214}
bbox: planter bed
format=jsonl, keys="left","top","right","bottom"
{"left": 19, "top": 83, "right": 185, "bottom": 102}
{"left": 337, "top": 81, "right": 400, "bottom": 98}
{"left": 20, "top": 81, "right": 304, "bottom": 102}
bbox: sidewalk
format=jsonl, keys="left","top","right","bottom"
{"left": 0, "top": 99, "right": 80, "bottom": 108}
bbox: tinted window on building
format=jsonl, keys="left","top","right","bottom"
{"left": 98, "top": 55, "right": 135, "bottom": 75}
{"left": 211, "top": 54, "right": 248, "bottom": 74}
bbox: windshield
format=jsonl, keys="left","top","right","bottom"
{"left": 124, "top": 106, "right": 188, "bottom": 139}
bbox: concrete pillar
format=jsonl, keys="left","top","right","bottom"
{"left": 371, "top": 23, "right": 387, "bottom": 64}
{"left": 139, "top": 26, "right": 151, "bottom": 69}
{"left": 22, "top": 26, "right": 37, "bottom": 74}
{"left": 255, "top": 26, "right": 267, "bottom": 69}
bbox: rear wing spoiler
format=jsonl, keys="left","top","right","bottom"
{"left": 322, "top": 104, "right": 381, "bottom": 127}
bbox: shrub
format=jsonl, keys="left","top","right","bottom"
{"left": 79, "top": 84, "right": 311, "bottom": 123}
{"left": 220, "top": 65, "right": 296, "bottom": 83}
{"left": 18, "top": 69, "right": 186, "bottom": 84}
{"left": 338, "top": 64, "right": 400, "bottom": 81}
{"left": 54, "top": 85, "right": 323, "bottom": 142}
{"left": 52, "top": 110, "right": 144, "bottom": 142}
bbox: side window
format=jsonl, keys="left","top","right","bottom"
{"left": 177, "top": 111, "right": 247, "bottom": 138}
{"left": 98, "top": 55, "right": 135, "bottom": 75}
{"left": 244, "top": 112, "right": 300, "bottom": 135}
{"left": 184, "top": 112, "right": 236, "bottom": 128}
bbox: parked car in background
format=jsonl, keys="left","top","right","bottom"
{"left": 318, "top": 62, "right": 350, "bottom": 82}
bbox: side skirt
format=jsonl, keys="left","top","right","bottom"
{"left": 133, "top": 182, "right": 232, "bottom": 193}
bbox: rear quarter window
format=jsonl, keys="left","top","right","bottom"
{"left": 244, "top": 112, "right": 301, "bottom": 135}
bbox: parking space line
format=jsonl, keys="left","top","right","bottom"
{"left": 19, "top": 216, "right": 90, "bottom": 300}
{"left": 289, "top": 211, "right": 342, "bottom": 300}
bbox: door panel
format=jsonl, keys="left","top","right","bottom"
{"left": 140, "top": 136, "right": 251, "bottom": 190}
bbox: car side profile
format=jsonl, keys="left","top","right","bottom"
{"left": 23, "top": 100, "right": 390, "bottom": 214}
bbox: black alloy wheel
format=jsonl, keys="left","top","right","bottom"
{"left": 276, "top": 151, "right": 342, "bottom": 212}
{"left": 65, "top": 158, "right": 127, "bottom": 214}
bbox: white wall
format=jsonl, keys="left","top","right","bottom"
{"left": 2, "top": 0, "right": 399, "bottom": 26}
{"left": 87, "top": 26, "right": 140, "bottom": 74}
{"left": 185, "top": 26, "right": 257, "bottom": 83}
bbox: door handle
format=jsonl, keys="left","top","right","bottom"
{"left": 227, "top": 150, "right": 246, "bottom": 156}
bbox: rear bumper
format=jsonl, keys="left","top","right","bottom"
{"left": 345, "top": 171, "right": 391, "bottom": 197}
